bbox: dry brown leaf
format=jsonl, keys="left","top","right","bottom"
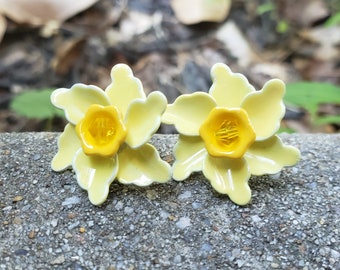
{"left": 299, "top": 26, "right": 340, "bottom": 61}
{"left": 281, "top": 0, "right": 329, "bottom": 27}
{"left": 250, "top": 62, "right": 300, "bottom": 86}
{"left": 299, "top": 26, "right": 340, "bottom": 46}
{"left": 119, "top": 11, "right": 162, "bottom": 41}
{"left": 0, "top": 14, "right": 6, "bottom": 43}
{"left": 51, "top": 38, "right": 86, "bottom": 75}
{"left": 216, "top": 21, "right": 260, "bottom": 68}
{"left": 0, "top": 0, "right": 99, "bottom": 26}
{"left": 171, "top": 0, "right": 231, "bottom": 25}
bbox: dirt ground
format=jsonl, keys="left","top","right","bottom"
{"left": 0, "top": 0, "right": 339, "bottom": 133}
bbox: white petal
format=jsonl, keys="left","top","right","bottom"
{"left": 117, "top": 144, "right": 171, "bottom": 186}
{"left": 203, "top": 155, "right": 251, "bottom": 205}
{"left": 241, "top": 79, "right": 285, "bottom": 140}
{"left": 125, "top": 91, "right": 167, "bottom": 148}
{"left": 162, "top": 92, "right": 216, "bottom": 136}
{"left": 244, "top": 135, "right": 301, "bottom": 175}
{"left": 172, "top": 135, "right": 206, "bottom": 180}
{"left": 209, "top": 63, "right": 255, "bottom": 108}
{"left": 51, "top": 124, "right": 81, "bottom": 171}
{"left": 105, "top": 64, "right": 146, "bottom": 117}
{"left": 51, "top": 83, "right": 110, "bottom": 124}
{"left": 73, "top": 150, "right": 118, "bottom": 205}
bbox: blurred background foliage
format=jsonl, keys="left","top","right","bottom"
{"left": 0, "top": 0, "right": 339, "bottom": 133}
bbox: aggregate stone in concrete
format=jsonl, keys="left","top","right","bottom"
{"left": 0, "top": 133, "right": 339, "bottom": 270}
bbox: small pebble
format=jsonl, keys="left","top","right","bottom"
{"left": 51, "top": 219, "right": 58, "bottom": 227}
{"left": 32, "top": 154, "right": 41, "bottom": 161}
{"left": 192, "top": 202, "right": 202, "bottom": 209}
{"left": 13, "top": 196, "right": 23, "bottom": 202}
{"left": 14, "top": 249, "right": 29, "bottom": 256}
{"left": 173, "top": 255, "right": 182, "bottom": 264}
{"left": 65, "top": 232, "right": 73, "bottom": 238}
{"left": 12, "top": 217, "right": 22, "bottom": 225}
{"left": 178, "top": 191, "right": 192, "bottom": 200}
{"left": 62, "top": 196, "right": 81, "bottom": 206}
{"left": 50, "top": 255, "right": 65, "bottom": 265}
{"left": 28, "top": 230, "right": 36, "bottom": 239}
{"left": 175, "top": 217, "right": 191, "bottom": 229}
{"left": 271, "top": 263, "right": 279, "bottom": 268}
{"left": 68, "top": 212, "right": 76, "bottom": 219}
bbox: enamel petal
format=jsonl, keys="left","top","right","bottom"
{"left": 117, "top": 144, "right": 171, "bottom": 186}
{"left": 162, "top": 92, "right": 216, "bottom": 136}
{"left": 245, "top": 135, "right": 301, "bottom": 176}
{"left": 73, "top": 150, "right": 118, "bottom": 205}
{"left": 172, "top": 135, "right": 207, "bottom": 180}
{"left": 125, "top": 91, "right": 167, "bottom": 148}
{"left": 51, "top": 83, "right": 110, "bottom": 125}
{"left": 209, "top": 63, "right": 255, "bottom": 108}
{"left": 203, "top": 155, "right": 251, "bottom": 205}
{"left": 51, "top": 124, "right": 81, "bottom": 171}
{"left": 241, "top": 79, "right": 285, "bottom": 140}
{"left": 105, "top": 64, "right": 146, "bottom": 117}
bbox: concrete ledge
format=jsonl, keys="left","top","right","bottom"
{"left": 0, "top": 133, "right": 339, "bottom": 269}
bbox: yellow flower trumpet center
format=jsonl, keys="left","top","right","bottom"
{"left": 199, "top": 107, "right": 255, "bottom": 158}
{"left": 76, "top": 104, "right": 127, "bottom": 157}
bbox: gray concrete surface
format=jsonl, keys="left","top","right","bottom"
{"left": 0, "top": 133, "right": 339, "bottom": 270}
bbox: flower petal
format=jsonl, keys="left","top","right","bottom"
{"left": 241, "top": 79, "right": 285, "bottom": 140}
{"left": 51, "top": 83, "right": 110, "bottom": 125}
{"left": 51, "top": 124, "right": 81, "bottom": 171}
{"left": 73, "top": 150, "right": 118, "bottom": 205}
{"left": 117, "top": 144, "right": 171, "bottom": 186}
{"left": 245, "top": 135, "right": 300, "bottom": 176}
{"left": 162, "top": 92, "right": 216, "bottom": 136}
{"left": 209, "top": 63, "right": 255, "bottom": 108}
{"left": 203, "top": 155, "right": 251, "bottom": 205}
{"left": 172, "top": 135, "right": 207, "bottom": 180}
{"left": 125, "top": 91, "right": 167, "bottom": 148}
{"left": 105, "top": 64, "right": 146, "bottom": 117}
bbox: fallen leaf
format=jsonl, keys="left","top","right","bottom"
{"left": 171, "top": 0, "right": 231, "bottom": 25}
{"left": 250, "top": 62, "right": 300, "bottom": 86}
{"left": 119, "top": 11, "right": 162, "bottom": 41}
{"left": 0, "top": 14, "right": 6, "bottom": 43}
{"left": 216, "top": 21, "right": 260, "bottom": 67}
{"left": 299, "top": 26, "right": 340, "bottom": 61}
{"left": 299, "top": 26, "right": 340, "bottom": 46}
{"left": 51, "top": 38, "right": 86, "bottom": 75}
{"left": 0, "top": 0, "right": 100, "bottom": 26}
{"left": 281, "top": 0, "right": 329, "bottom": 27}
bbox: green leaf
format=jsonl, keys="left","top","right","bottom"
{"left": 276, "top": 20, "right": 289, "bottom": 33}
{"left": 278, "top": 126, "right": 296, "bottom": 134}
{"left": 284, "top": 82, "right": 340, "bottom": 118}
{"left": 10, "top": 88, "right": 63, "bottom": 119}
{"left": 324, "top": 12, "right": 340, "bottom": 27}
{"left": 314, "top": 115, "right": 340, "bottom": 125}
{"left": 256, "top": 3, "right": 275, "bottom": 15}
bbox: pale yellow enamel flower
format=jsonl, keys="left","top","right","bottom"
{"left": 51, "top": 64, "right": 171, "bottom": 205}
{"left": 162, "top": 63, "right": 300, "bottom": 205}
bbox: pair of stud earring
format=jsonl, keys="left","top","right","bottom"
{"left": 51, "top": 63, "right": 300, "bottom": 206}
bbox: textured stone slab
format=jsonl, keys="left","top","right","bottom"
{"left": 0, "top": 133, "right": 339, "bottom": 269}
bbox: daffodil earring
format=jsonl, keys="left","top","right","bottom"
{"left": 51, "top": 64, "right": 171, "bottom": 205}
{"left": 162, "top": 63, "right": 300, "bottom": 206}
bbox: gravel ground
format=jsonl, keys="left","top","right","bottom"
{"left": 0, "top": 133, "right": 339, "bottom": 270}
